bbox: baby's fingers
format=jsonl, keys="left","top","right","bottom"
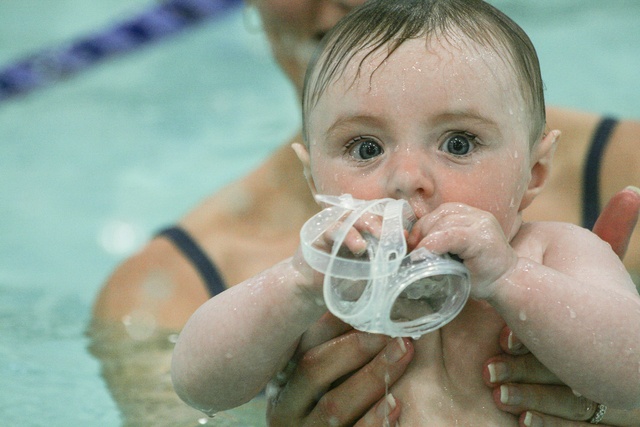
{"left": 407, "top": 203, "right": 480, "bottom": 250}
{"left": 321, "top": 212, "right": 383, "bottom": 256}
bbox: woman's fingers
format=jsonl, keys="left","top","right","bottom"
{"left": 495, "top": 383, "right": 640, "bottom": 426}
{"left": 268, "top": 331, "right": 388, "bottom": 424}
{"left": 354, "top": 393, "right": 401, "bottom": 427}
{"left": 520, "top": 408, "right": 640, "bottom": 427}
{"left": 498, "top": 326, "right": 530, "bottom": 356}
{"left": 304, "top": 336, "right": 412, "bottom": 426}
{"left": 493, "top": 383, "right": 595, "bottom": 419}
{"left": 298, "top": 312, "right": 353, "bottom": 354}
{"left": 267, "top": 331, "right": 413, "bottom": 426}
{"left": 518, "top": 411, "right": 605, "bottom": 427}
{"left": 592, "top": 186, "right": 640, "bottom": 260}
{"left": 484, "top": 353, "right": 561, "bottom": 387}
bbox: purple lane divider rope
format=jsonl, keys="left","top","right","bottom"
{"left": 0, "top": 0, "right": 242, "bottom": 103}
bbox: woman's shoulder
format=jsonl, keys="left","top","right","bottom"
{"left": 92, "top": 231, "right": 211, "bottom": 329}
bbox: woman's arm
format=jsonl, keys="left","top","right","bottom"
{"left": 171, "top": 256, "right": 326, "bottom": 413}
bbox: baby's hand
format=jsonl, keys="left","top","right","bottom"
{"left": 295, "top": 206, "right": 387, "bottom": 293}
{"left": 315, "top": 205, "right": 391, "bottom": 256}
{"left": 408, "top": 203, "right": 518, "bottom": 299}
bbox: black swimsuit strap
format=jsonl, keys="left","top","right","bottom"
{"left": 156, "top": 226, "right": 227, "bottom": 297}
{"left": 582, "top": 117, "right": 618, "bottom": 230}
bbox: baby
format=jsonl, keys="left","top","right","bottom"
{"left": 172, "top": 0, "right": 640, "bottom": 424}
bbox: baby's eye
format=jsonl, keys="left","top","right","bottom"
{"left": 348, "top": 136, "right": 384, "bottom": 160}
{"left": 441, "top": 133, "right": 477, "bottom": 156}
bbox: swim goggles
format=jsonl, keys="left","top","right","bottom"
{"left": 300, "top": 194, "right": 470, "bottom": 338}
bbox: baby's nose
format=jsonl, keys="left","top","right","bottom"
{"left": 386, "top": 150, "right": 435, "bottom": 203}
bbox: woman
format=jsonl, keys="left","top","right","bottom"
{"left": 92, "top": 0, "right": 640, "bottom": 425}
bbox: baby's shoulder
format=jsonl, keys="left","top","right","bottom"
{"left": 515, "top": 221, "right": 616, "bottom": 269}
{"left": 520, "top": 220, "right": 586, "bottom": 235}
{"left": 513, "top": 221, "right": 597, "bottom": 256}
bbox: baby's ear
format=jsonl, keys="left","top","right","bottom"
{"left": 292, "top": 142, "right": 318, "bottom": 197}
{"left": 519, "top": 130, "right": 560, "bottom": 211}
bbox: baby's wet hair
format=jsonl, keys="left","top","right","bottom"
{"left": 302, "top": 0, "right": 546, "bottom": 146}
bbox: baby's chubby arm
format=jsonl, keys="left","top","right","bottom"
{"left": 494, "top": 222, "right": 640, "bottom": 409}
{"left": 170, "top": 206, "right": 377, "bottom": 414}
{"left": 410, "top": 203, "right": 640, "bottom": 409}
{"left": 171, "top": 252, "right": 327, "bottom": 414}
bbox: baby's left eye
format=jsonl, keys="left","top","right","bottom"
{"left": 441, "top": 133, "right": 477, "bottom": 156}
{"left": 347, "top": 136, "right": 384, "bottom": 161}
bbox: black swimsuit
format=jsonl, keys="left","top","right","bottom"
{"left": 158, "top": 117, "right": 619, "bottom": 297}
{"left": 581, "top": 117, "right": 618, "bottom": 230}
{"left": 155, "top": 226, "right": 227, "bottom": 297}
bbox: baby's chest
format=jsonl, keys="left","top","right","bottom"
{"left": 391, "top": 305, "right": 513, "bottom": 424}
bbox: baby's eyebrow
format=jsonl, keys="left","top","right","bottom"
{"left": 434, "top": 110, "right": 500, "bottom": 131}
{"left": 325, "top": 114, "right": 385, "bottom": 137}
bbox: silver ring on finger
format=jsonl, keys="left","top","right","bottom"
{"left": 588, "top": 403, "right": 607, "bottom": 424}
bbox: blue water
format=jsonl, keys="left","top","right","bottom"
{"left": 0, "top": 1, "right": 638, "bottom": 425}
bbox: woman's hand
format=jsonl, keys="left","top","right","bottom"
{"left": 485, "top": 327, "right": 640, "bottom": 426}
{"left": 266, "top": 313, "right": 414, "bottom": 426}
{"left": 485, "top": 187, "right": 640, "bottom": 426}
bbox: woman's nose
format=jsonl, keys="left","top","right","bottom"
{"left": 317, "top": 0, "right": 367, "bottom": 31}
{"left": 329, "top": 0, "right": 367, "bottom": 8}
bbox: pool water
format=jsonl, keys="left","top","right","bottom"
{"left": 0, "top": 1, "right": 638, "bottom": 425}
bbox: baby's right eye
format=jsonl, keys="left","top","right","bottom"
{"left": 347, "top": 136, "right": 384, "bottom": 160}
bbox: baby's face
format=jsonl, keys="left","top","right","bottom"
{"left": 306, "top": 35, "right": 535, "bottom": 236}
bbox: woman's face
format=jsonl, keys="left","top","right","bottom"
{"left": 252, "top": 0, "right": 366, "bottom": 96}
